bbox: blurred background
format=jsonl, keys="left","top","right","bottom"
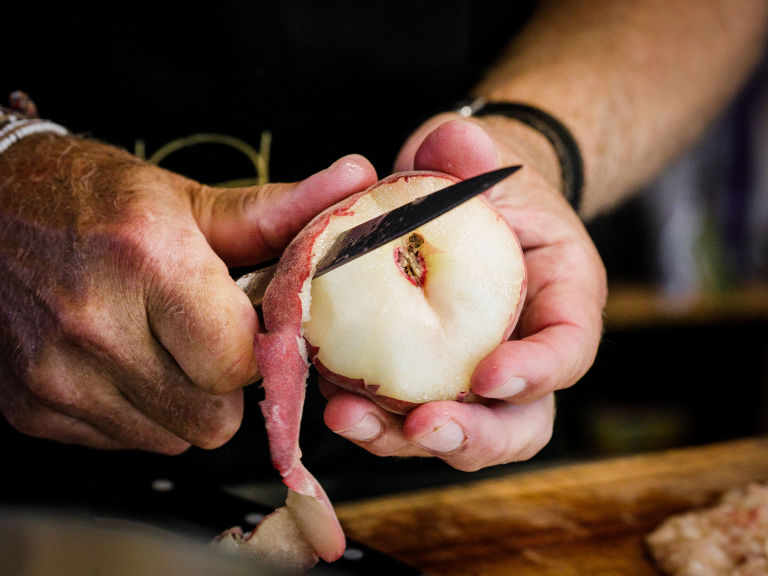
{"left": 554, "top": 53, "right": 768, "bottom": 463}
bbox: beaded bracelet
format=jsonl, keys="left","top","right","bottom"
{"left": 457, "top": 98, "right": 584, "bottom": 212}
{"left": 0, "top": 91, "right": 68, "bottom": 154}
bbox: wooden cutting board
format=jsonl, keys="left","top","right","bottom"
{"left": 335, "top": 436, "right": 768, "bottom": 576}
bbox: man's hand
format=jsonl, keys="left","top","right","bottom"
{"left": 0, "top": 133, "right": 377, "bottom": 453}
{"left": 323, "top": 116, "right": 606, "bottom": 471}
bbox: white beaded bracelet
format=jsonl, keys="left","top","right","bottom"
{"left": 0, "top": 116, "right": 69, "bottom": 154}
{"left": 1, "top": 91, "right": 69, "bottom": 154}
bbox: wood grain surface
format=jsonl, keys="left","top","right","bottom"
{"left": 335, "top": 436, "right": 768, "bottom": 576}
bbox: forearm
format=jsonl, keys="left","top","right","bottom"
{"left": 472, "top": 0, "right": 768, "bottom": 218}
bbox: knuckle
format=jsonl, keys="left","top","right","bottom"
{"left": 202, "top": 342, "right": 258, "bottom": 395}
{"left": 246, "top": 183, "right": 293, "bottom": 254}
{"left": 195, "top": 423, "right": 239, "bottom": 450}
{"left": 144, "top": 257, "right": 256, "bottom": 396}
{"left": 120, "top": 422, "right": 193, "bottom": 454}
{"left": 361, "top": 441, "right": 397, "bottom": 458}
{"left": 189, "top": 394, "right": 244, "bottom": 450}
{"left": 459, "top": 434, "right": 510, "bottom": 471}
{"left": 2, "top": 395, "right": 71, "bottom": 444}
{"left": 24, "top": 359, "right": 78, "bottom": 411}
{"left": 3, "top": 402, "right": 45, "bottom": 438}
{"left": 568, "top": 325, "right": 598, "bottom": 385}
{"left": 148, "top": 437, "right": 192, "bottom": 456}
{"left": 10, "top": 418, "right": 50, "bottom": 440}
{"left": 449, "top": 458, "right": 485, "bottom": 473}
{"left": 104, "top": 202, "right": 201, "bottom": 304}
{"left": 185, "top": 296, "right": 259, "bottom": 395}
{"left": 54, "top": 298, "right": 119, "bottom": 354}
{"left": 507, "top": 399, "right": 555, "bottom": 463}
{"left": 515, "top": 425, "right": 554, "bottom": 463}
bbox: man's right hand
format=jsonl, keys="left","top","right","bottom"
{"left": 0, "top": 133, "right": 377, "bottom": 454}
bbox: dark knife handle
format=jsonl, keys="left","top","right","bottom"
{"left": 234, "top": 261, "right": 277, "bottom": 308}
{"left": 91, "top": 475, "right": 427, "bottom": 576}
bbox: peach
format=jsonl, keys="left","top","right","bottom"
{"left": 302, "top": 171, "right": 527, "bottom": 413}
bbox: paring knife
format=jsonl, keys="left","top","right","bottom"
{"left": 235, "top": 165, "right": 522, "bottom": 306}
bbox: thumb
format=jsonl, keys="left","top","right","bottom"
{"left": 413, "top": 119, "right": 500, "bottom": 179}
{"left": 196, "top": 154, "right": 378, "bottom": 266}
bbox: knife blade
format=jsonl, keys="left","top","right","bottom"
{"left": 313, "top": 164, "right": 521, "bottom": 277}
{"left": 235, "top": 165, "right": 521, "bottom": 306}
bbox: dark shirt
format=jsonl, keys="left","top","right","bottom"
{"left": 5, "top": 1, "right": 533, "bottom": 181}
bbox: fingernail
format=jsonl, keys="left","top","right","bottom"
{"left": 338, "top": 413, "right": 382, "bottom": 442}
{"left": 495, "top": 376, "right": 526, "bottom": 398}
{"left": 415, "top": 420, "right": 465, "bottom": 454}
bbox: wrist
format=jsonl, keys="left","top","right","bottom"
{"left": 0, "top": 131, "right": 75, "bottom": 192}
{"left": 456, "top": 100, "right": 584, "bottom": 213}
{"left": 470, "top": 113, "right": 562, "bottom": 193}
{"left": 396, "top": 110, "right": 559, "bottom": 188}
{"left": 0, "top": 129, "right": 145, "bottom": 224}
